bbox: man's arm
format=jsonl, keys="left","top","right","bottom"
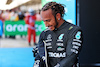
{"left": 55, "top": 28, "right": 83, "bottom": 67}
{"left": 33, "top": 31, "right": 46, "bottom": 67}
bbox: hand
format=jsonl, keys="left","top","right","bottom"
{"left": 33, "top": 60, "right": 40, "bottom": 67}
{"left": 33, "top": 65, "right": 39, "bottom": 67}
{"left": 54, "top": 63, "right": 60, "bottom": 67}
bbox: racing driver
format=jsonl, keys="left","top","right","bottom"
{"left": 33, "top": 2, "right": 83, "bottom": 67}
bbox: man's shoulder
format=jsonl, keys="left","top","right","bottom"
{"left": 65, "top": 22, "right": 82, "bottom": 37}
{"left": 40, "top": 28, "right": 50, "bottom": 35}
{"left": 65, "top": 21, "right": 81, "bottom": 30}
{"left": 39, "top": 28, "right": 51, "bottom": 39}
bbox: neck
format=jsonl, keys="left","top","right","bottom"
{"left": 56, "top": 18, "right": 65, "bottom": 28}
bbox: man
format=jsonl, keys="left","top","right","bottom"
{"left": 25, "top": 9, "right": 37, "bottom": 46}
{"left": 34, "top": 2, "right": 83, "bottom": 67}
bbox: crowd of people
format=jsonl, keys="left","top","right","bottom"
{"left": 0, "top": 9, "right": 41, "bottom": 46}
{"left": 0, "top": 9, "right": 41, "bottom": 23}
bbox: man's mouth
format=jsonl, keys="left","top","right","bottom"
{"left": 48, "top": 26, "right": 52, "bottom": 29}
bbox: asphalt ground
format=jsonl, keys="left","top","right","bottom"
{"left": 0, "top": 35, "right": 39, "bottom": 48}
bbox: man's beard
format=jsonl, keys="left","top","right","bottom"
{"left": 53, "top": 18, "right": 58, "bottom": 31}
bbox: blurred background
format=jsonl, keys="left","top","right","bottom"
{"left": 0, "top": 0, "right": 100, "bottom": 67}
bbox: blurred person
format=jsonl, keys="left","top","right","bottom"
{"left": 18, "top": 10, "right": 25, "bottom": 38}
{"left": 2, "top": 10, "right": 11, "bottom": 38}
{"left": 14, "top": 11, "right": 19, "bottom": 21}
{"left": 10, "top": 11, "right": 19, "bottom": 21}
{"left": 34, "top": 2, "right": 83, "bottom": 67}
{"left": 10, "top": 11, "right": 16, "bottom": 21}
{"left": 25, "top": 9, "right": 37, "bottom": 46}
{"left": 18, "top": 10, "right": 25, "bottom": 20}
{"left": 3, "top": 10, "right": 11, "bottom": 21}
{"left": 9, "top": 10, "right": 18, "bottom": 39}
{"left": 36, "top": 10, "right": 41, "bottom": 21}
{"left": 0, "top": 10, "right": 4, "bottom": 38}
{"left": 0, "top": 10, "right": 5, "bottom": 23}
{"left": 24, "top": 11, "right": 30, "bottom": 17}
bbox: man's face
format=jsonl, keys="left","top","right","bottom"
{"left": 41, "top": 9, "right": 56, "bottom": 31}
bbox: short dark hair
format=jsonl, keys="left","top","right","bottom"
{"left": 41, "top": 2, "right": 65, "bottom": 17}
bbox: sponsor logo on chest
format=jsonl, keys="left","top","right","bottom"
{"left": 57, "top": 34, "right": 64, "bottom": 42}
{"left": 57, "top": 47, "right": 65, "bottom": 51}
{"left": 46, "top": 34, "right": 52, "bottom": 42}
{"left": 48, "top": 52, "right": 66, "bottom": 57}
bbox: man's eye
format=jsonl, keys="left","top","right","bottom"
{"left": 45, "top": 19, "right": 51, "bottom": 22}
{"left": 47, "top": 19, "right": 51, "bottom": 22}
{"left": 43, "top": 19, "right": 51, "bottom": 22}
{"left": 47, "top": 20, "right": 50, "bottom": 22}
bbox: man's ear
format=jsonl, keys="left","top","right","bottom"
{"left": 56, "top": 13, "right": 61, "bottom": 20}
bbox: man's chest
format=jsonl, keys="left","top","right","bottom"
{"left": 44, "top": 31, "right": 68, "bottom": 52}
